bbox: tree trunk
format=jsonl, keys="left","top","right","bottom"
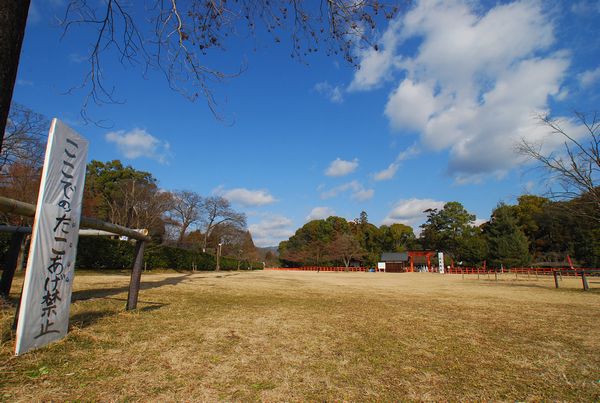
{"left": 177, "top": 222, "right": 189, "bottom": 244}
{"left": 0, "top": 1, "right": 31, "bottom": 154}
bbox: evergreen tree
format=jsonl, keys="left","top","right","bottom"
{"left": 486, "top": 204, "right": 531, "bottom": 268}
{"left": 420, "top": 202, "right": 476, "bottom": 257}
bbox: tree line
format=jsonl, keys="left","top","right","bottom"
{"left": 0, "top": 103, "right": 259, "bottom": 264}
{"left": 280, "top": 195, "right": 600, "bottom": 269}
{"left": 281, "top": 111, "right": 600, "bottom": 269}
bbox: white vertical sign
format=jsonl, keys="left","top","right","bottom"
{"left": 438, "top": 252, "right": 444, "bottom": 274}
{"left": 15, "top": 119, "right": 88, "bottom": 355}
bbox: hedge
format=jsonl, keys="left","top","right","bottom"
{"left": 0, "top": 234, "right": 262, "bottom": 271}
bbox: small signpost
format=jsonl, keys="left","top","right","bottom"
{"left": 14, "top": 120, "right": 88, "bottom": 355}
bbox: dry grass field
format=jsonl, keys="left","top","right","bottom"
{"left": 1, "top": 270, "right": 599, "bottom": 401}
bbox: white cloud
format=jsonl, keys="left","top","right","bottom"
{"left": 353, "top": 0, "right": 578, "bottom": 182}
{"left": 105, "top": 128, "right": 172, "bottom": 164}
{"left": 325, "top": 158, "right": 359, "bottom": 177}
{"left": 578, "top": 67, "right": 600, "bottom": 88}
{"left": 382, "top": 198, "right": 446, "bottom": 228}
{"left": 373, "top": 163, "right": 399, "bottom": 181}
{"left": 306, "top": 207, "right": 336, "bottom": 221}
{"left": 348, "top": 19, "right": 403, "bottom": 91}
{"left": 373, "top": 144, "right": 420, "bottom": 181}
{"left": 320, "top": 180, "right": 374, "bottom": 201}
{"left": 314, "top": 81, "right": 344, "bottom": 103}
{"left": 249, "top": 215, "right": 295, "bottom": 247}
{"left": 214, "top": 187, "right": 277, "bottom": 207}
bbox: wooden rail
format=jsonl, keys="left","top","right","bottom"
{"left": 0, "top": 196, "right": 150, "bottom": 241}
{"left": 0, "top": 196, "right": 149, "bottom": 310}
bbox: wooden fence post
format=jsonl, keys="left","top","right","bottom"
{"left": 0, "top": 232, "right": 26, "bottom": 298}
{"left": 581, "top": 271, "right": 589, "bottom": 291}
{"left": 126, "top": 240, "right": 146, "bottom": 310}
{"left": 553, "top": 271, "right": 559, "bottom": 289}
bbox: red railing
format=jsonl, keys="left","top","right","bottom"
{"left": 267, "top": 266, "right": 599, "bottom": 276}
{"left": 267, "top": 266, "right": 369, "bottom": 272}
{"left": 445, "top": 267, "right": 600, "bottom": 276}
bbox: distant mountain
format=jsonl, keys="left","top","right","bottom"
{"left": 257, "top": 246, "right": 279, "bottom": 256}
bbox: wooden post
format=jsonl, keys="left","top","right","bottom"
{"left": 553, "top": 271, "right": 559, "bottom": 289}
{"left": 494, "top": 271, "right": 497, "bottom": 281}
{"left": 0, "top": 232, "right": 26, "bottom": 298}
{"left": 581, "top": 271, "right": 589, "bottom": 291}
{"left": 126, "top": 240, "right": 146, "bottom": 310}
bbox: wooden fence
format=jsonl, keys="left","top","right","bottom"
{"left": 444, "top": 267, "right": 600, "bottom": 276}
{"left": 267, "top": 266, "right": 369, "bottom": 272}
{"left": 266, "top": 265, "right": 599, "bottom": 291}
{"left": 0, "top": 196, "right": 150, "bottom": 310}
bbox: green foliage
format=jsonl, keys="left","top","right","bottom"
{"left": 280, "top": 218, "right": 341, "bottom": 266}
{"left": 355, "top": 222, "right": 382, "bottom": 266}
{"left": 420, "top": 202, "right": 476, "bottom": 257}
{"left": 485, "top": 204, "right": 531, "bottom": 268}
{"left": 379, "top": 223, "right": 416, "bottom": 252}
{"left": 456, "top": 226, "right": 488, "bottom": 266}
{"left": 76, "top": 237, "right": 134, "bottom": 269}
{"left": 73, "top": 237, "right": 261, "bottom": 271}
{"left": 279, "top": 214, "right": 416, "bottom": 267}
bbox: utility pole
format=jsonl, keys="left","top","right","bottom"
{"left": 216, "top": 242, "right": 222, "bottom": 271}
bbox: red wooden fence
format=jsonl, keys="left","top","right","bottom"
{"left": 267, "top": 266, "right": 600, "bottom": 276}
{"left": 267, "top": 266, "right": 369, "bottom": 272}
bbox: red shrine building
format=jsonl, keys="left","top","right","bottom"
{"left": 379, "top": 251, "right": 441, "bottom": 273}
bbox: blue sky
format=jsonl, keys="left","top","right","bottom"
{"left": 13, "top": 0, "right": 600, "bottom": 246}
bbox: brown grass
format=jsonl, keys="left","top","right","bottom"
{"left": 1, "top": 270, "right": 599, "bottom": 401}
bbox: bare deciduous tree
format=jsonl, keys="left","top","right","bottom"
{"left": 0, "top": 162, "right": 41, "bottom": 225}
{"left": 200, "top": 196, "right": 246, "bottom": 252}
{"left": 0, "top": 103, "right": 48, "bottom": 179}
{"left": 0, "top": 103, "right": 48, "bottom": 225}
{"left": 103, "top": 178, "right": 173, "bottom": 234}
{"left": 60, "top": 0, "right": 398, "bottom": 119}
{"left": 0, "top": 0, "right": 400, "bottom": 145}
{"left": 169, "top": 190, "right": 203, "bottom": 244}
{"left": 517, "top": 112, "right": 600, "bottom": 219}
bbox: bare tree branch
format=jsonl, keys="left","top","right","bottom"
{"left": 516, "top": 111, "right": 600, "bottom": 220}
{"left": 58, "top": 0, "right": 400, "bottom": 122}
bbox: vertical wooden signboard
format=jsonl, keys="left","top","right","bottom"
{"left": 15, "top": 119, "right": 88, "bottom": 355}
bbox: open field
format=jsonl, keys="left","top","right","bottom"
{"left": 1, "top": 270, "right": 600, "bottom": 401}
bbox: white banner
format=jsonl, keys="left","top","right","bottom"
{"left": 15, "top": 119, "right": 88, "bottom": 355}
{"left": 438, "top": 252, "right": 445, "bottom": 274}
